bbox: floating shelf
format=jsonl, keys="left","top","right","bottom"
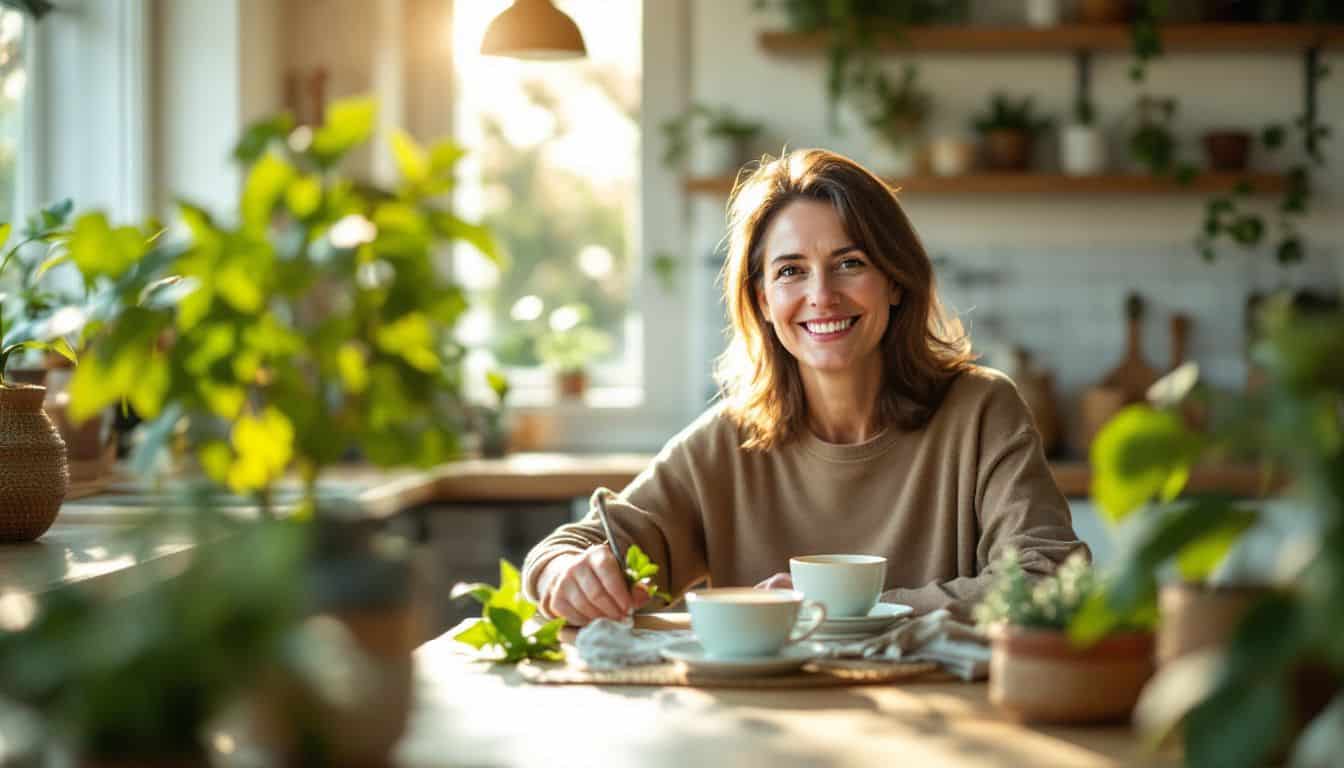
{"left": 684, "top": 172, "right": 1288, "bottom": 197}
{"left": 759, "top": 23, "right": 1344, "bottom": 54}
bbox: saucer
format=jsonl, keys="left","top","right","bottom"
{"left": 814, "top": 602, "right": 913, "bottom": 638}
{"left": 660, "top": 640, "right": 823, "bottom": 677}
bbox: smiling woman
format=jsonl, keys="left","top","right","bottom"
{"left": 522, "top": 149, "right": 1090, "bottom": 628}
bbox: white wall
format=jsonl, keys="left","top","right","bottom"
{"left": 684, "top": 1, "right": 1344, "bottom": 447}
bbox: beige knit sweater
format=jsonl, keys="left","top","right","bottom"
{"left": 522, "top": 367, "right": 1088, "bottom": 620}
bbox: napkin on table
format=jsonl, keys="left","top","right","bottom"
{"left": 573, "top": 608, "right": 990, "bottom": 680}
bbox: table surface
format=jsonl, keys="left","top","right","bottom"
{"left": 395, "top": 614, "right": 1176, "bottom": 768}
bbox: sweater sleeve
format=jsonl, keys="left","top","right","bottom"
{"left": 881, "top": 379, "right": 1089, "bottom": 620}
{"left": 521, "top": 438, "right": 710, "bottom": 607}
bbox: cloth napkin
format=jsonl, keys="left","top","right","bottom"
{"left": 813, "top": 608, "right": 990, "bottom": 681}
{"left": 573, "top": 608, "right": 990, "bottom": 680}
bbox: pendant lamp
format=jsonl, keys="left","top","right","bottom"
{"left": 480, "top": 0, "right": 587, "bottom": 60}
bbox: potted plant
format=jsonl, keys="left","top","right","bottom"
{"left": 0, "top": 217, "right": 80, "bottom": 542}
{"left": 535, "top": 304, "right": 611, "bottom": 400}
{"left": 853, "top": 64, "right": 931, "bottom": 176}
{"left": 479, "top": 369, "right": 511, "bottom": 458}
{"left": 661, "top": 103, "right": 763, "bottom": 177}
{"left": 1078, "top": 300, "right": 1344, "bottom": 767}
{"left": 1061, "top": 96, "right": 1107, "bottom": 176}
{"left": 0, "top": 503, "right": 317, "bottom": 765}
{"left": 970, "top": 92, "right": 1052, "bottom": 172}
{"left": 975, "top": 549, "right": 1156, "bottom": 724}
{"left": 1202, "top": 129, "right": 1252, "bottom": 172}
{"left": 10, "top": 97, "right": 499, "bottom": 762}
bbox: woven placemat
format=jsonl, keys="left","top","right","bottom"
{"left": 516, "top": 657, "right": 944, "bottom": 689}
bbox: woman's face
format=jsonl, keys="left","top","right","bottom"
{"left": 756, "top": 199, "right": 901, "bottom": 381}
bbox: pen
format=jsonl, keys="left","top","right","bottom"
{"left": 594, "top": 490, "right": 623, "bottom": 564}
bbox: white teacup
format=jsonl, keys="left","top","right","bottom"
{"left": 789, "top": 554, "right": 887, "bottom": 618}
{"left": 685, "top": 588, "right": 827, "bottom": 659}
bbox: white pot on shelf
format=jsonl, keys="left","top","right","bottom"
{"left": 1025, "top": 0, "right": 1061, "bottom": 27}
{"left": 880, "top": 140, "right": 920, "bottom": 178}
{"left": 692, "top": 137, "right": 751, "bottom": 178}
{"left": 928, "top": 136, "right": 975, "bottom": 177}
{"left": 1061, "top": 124, "right": 1107, "bottom": 176}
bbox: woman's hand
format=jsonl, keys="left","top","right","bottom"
{"left": 754, "top": 573, "right": 794, "bottom": 590}
{"left": 538, "top": 544, "right": 651, "bottom": 626}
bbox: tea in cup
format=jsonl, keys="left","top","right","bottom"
{"left": 684, "top": 588, "right": 826, "bottom": 658}
{"left": 789, "top": 554, "right": 887, "bottom": 618}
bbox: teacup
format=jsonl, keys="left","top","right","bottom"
{"left": 684, "top": 588, "right": 826, "bottom": 659}
{"left": 789, "top": 554, "right": 887, "bottom": 618}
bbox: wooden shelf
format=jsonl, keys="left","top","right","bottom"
{"left": 685, "top": 172, "right": 1287, "bottom": 197}
{"left": 759, "top": 24, "right": 1344, "bottom": 54}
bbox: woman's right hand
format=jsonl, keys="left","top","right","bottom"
{"left": 538, "top": 544, "right": 651, "bottom": 626}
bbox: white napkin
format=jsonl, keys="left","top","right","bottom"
{"left": 574, "top": 609, "right": 990, "bottom": 681}
{"left": 815, "top": 609, "right": 990, "bottom": 681}
{"left": 574, "top": 617, "right": 694, "bottom": 670}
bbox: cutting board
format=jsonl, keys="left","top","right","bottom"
{"left": 1077, "top": 293, "right": 1159, "bottom": 455}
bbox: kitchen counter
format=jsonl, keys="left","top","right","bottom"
{"left": 5, "top": 454, "right": 1272, "bottom": 597}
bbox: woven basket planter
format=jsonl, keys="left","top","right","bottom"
{"left": 0, "top": 384, "right": 68, "bottom": 541}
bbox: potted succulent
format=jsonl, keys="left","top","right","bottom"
{"left": 853, "top": 64, "right": 932, "bottom": 176}
{"left": 660, "top": 104, "right": 763, "bottom": 177}
{"left": 970, "top": 92, "right": 1052, "bottom": 172}
{"left": 1061, "top": 96, "right": 1107, "bottom": 176}
{"left": 535, "top": 304, "right": 611, "bottom": 400}
{"left": 1079, "top": 300, "right": 1344, "bottom": 767}
{"left": 975, "top": 549, "right": 1155, "bottom": 724}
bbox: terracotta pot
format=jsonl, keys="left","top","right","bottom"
{"left": 1078, "top": 0, "right": 1132, "bottom": 23}
{"left": 1157, "top": 582, "right": 1268, "bottom": 667}
{"left": 1202, "top": 130, "right": 1252, "bottom": 172}
{"left": 555, "top": 369, "right": 588, "bottom": 399}
{"left": 0, "top": 385, "right": 68, "bottom": 541}
{"left": 989, "top": 626, "right": 1155, "bottom": 723}
{"left": 981, "top": 129, "right": 1033, "bottom": 172}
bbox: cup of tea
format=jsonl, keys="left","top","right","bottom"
{"left": 789, "top": 554, "right": 887, "bottom": 618}
{"left": 684, "top": 588, "right": 826, "bottom": 659}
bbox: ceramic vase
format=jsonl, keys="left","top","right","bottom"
{"left": 989, "top": 626, "right": 1154, "bottom": 723}
{"left": 1061, "top": 123, "right": 1107, "bottom": 175}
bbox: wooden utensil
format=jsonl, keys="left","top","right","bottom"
{"left": 1101, "top": 292, "right": 1158, "bottom": 404}
{"left": 1076, "top": 293, "right": 1158, "bottom": 456}
{"left": 1169, "top": 312, "right": 1191, "bottom": 371}
{"left": 1009, "top": 346, "right": 1061, "bottom": 457}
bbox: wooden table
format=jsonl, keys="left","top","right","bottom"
{"left": 395, "top": 615, "right": 1175, "bottom": 768}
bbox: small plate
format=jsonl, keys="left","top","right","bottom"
{"left": 660, "top": 640, "right": 823, "bottom": 676}
{"left": 814, "top": 602, "right": 913, "bottom": 638}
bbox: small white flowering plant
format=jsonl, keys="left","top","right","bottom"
{"left": 974, "top": 549, "right": 1152, "bottom": 634}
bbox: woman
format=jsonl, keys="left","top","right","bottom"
{"left": 522, "top": 149, "right": 1087, "bottom": 625}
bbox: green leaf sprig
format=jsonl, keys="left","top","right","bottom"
{"left": 451, "top": 560, "right": 565, "bottom": 663}
{"left": 624, "top": 544, "right": 671, "bottom": 604}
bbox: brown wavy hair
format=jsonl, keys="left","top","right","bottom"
{"left": 714, "top": 148, "right": 975, "bottom": 450}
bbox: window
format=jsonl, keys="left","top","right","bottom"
{"left": 0, "top": 8, "right": 24, "bottom": 225}
{"left": 451, "top": 0, "right": 641, "bottom": 404}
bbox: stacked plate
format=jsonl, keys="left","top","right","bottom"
{"left": 812, "top": 602, "right": 912, "bottom": 641}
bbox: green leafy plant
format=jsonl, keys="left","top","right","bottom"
{"left": 64, "top": 96, "right": 498, "bottom": 510}
{"left": 451, "top": 560, "right": 566, "bottom": 663}
{"left": 660, "top": 104, "right": 763, "bottom": 169}
{"left": 1073, "top": 96, "right": 1096, "bottom": 127}
{"left": 970, "top": 92, "right": 1051, "bottom": 136}
{"left": 535, "top": 310, "right": 612, "bottom": 375}
{"left": 0, "top": 204, "right": 82, "bottom": 385}
{"left": 0, "top": 503, "right": 313, "bottom": 760}
{"left": 1075, "top": 300, "right": 1344, "bottom": 767}
{"left": 752, "top": 0, "right": 968, "bottom": 130}
{"left": 624, "top": 544, "right": 672, "bottom": 604}
{"left": 855, "top": 63, "right": 932, "bottom": 148}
